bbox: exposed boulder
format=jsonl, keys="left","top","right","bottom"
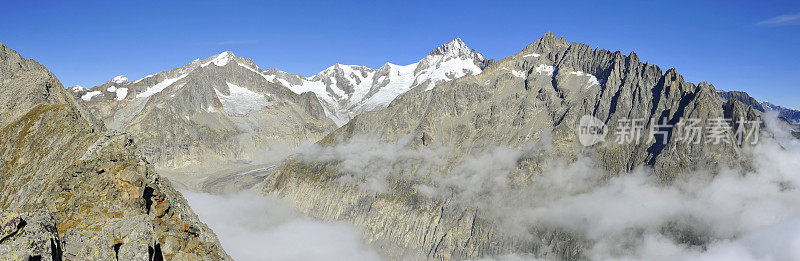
{"left": 0, "top": 211, "right": 62, "bottom": 261}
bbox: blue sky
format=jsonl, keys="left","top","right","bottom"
{"left": 3, "top": 0, "right": 799, "bottom": 108}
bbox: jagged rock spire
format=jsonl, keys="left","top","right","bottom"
{"left": 428, "top": 38, "right": 473, "bottom": 57}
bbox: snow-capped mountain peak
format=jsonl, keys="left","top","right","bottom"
{"left": 202, "top": 51, "right": 236, "bottom": 67}
{"left": 272, "top": 38, "right": 488, "bottom": 126}
{"left": 111, "top": 75, "right": 130, "bottom": 85}
{"left": 314, "top": 63, "right": 374, "bottom": 80}
{"left": 70, "top": 85, "right": 86, "bottom": 92}
{"left": 428, "top": 38, "right": 476, "bottom": 58}
{"left": 414, "top": 38, "right": 486, "bottom": 91}
{"left": 75, "top": 40, "right": 487, "bottom": 127}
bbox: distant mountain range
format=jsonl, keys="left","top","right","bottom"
{"left": 264, "top": 38, "right": 488, "bottom": 125}
{"left": 761, "top": 101, "right": 800, "bottom": 124}
{"left": 65, "top": 34, "right": 800, "bottom": 193}
{"left": 67, "top": 38, "right": 487, "bottom": 190}
{"left": 69, "top": 50, "right": 335, "bottom": 190}
{"left": 71, "top": 38, "right": 487, "bottom": 126}
{"left": 717, "top": 90, "right": 800, "bottom": 124}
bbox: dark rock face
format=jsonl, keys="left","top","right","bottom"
{"left": 717, "top": 90, "right": 765, "bottom": 112}
{"left": 717, "top": 90, "right": 799, "bottom": 125}
{"left": 0, "top": 211, "right": 62, "bottom": 261}
{"left": 261, "top": 32, "right": 762, "bottom": 260}
{"left": 0, "top": 44, "right": 230, "bottom": 260}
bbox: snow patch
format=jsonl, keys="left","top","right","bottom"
{"left": 116, "top": 88, "right": 128, "bottom": 100}
{"left": 237, "top": 62, "right": 277, "bottom": 83}
{"left": 202, "top": 51, "right": 234, "bottom": 67}
{"left": 277, "top": 78, "right": 291, "bottom": 87}
{"left": 71, "top": 85, "right": 86, "bottom": 92}
{"left": 358, "top": 63, "right": 417, "bottom": 112}
{"left": 135, "top": 74, "right": 188, "bottom": 98}
{"left": 417, "top": 56, "right": 481, "bottom": 91}
{"left": 511, "top": 70, "right": 527, "bottom": 78}
{"left": 279, "top": 75, "right": 341, "bottom": 124}
{"left": 107, "top": 86, "right": 117, "bottom": 92}
{"left": 335, "top": 64, "right": 376, "bottom": 102}
{"left": 569, "top": 71, "right": 601, "bottom": 88}
{"left": 523, "top": 53, "right": 541, "bottom": 58}
{"left": 535, "top": 64, "right": 555, "bottom": 76}
{"left": 81, "top": 91, "right": 102, "bottom": 101}
{"left": 214, "top": 82, "right": 270, "bottom": 115}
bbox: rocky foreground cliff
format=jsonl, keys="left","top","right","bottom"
{"left": 259, "top": 32, "right": 767, "bottom": 260}
{"left": 0, "top": 44, "right": 229, "bottom": 260}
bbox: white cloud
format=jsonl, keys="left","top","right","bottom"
{"left": 292, "top": 112, "right": 800, "bottom": 260}
{"left": 756, "top": 12, "right": 800, "bottom": 26}
{"left": 196, "top": 109, "right": 800, "bottom": 261}
{"left": 483, "top": 112, "right": 800, "bottom": 260}
{"left": 296, "top": 135, "right": 448, "bottom": 193}
{"left": 181, "top": 191, "right": 382, "bottom": 261}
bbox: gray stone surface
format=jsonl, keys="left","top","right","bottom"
{"left": 717, "top": 90, "right": 765, "bottom": 112}
{"left": 0, "top": 211, "right": 62, "bottom": 261}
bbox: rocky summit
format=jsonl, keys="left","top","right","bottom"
{"left": 0, "top": 44, "right": 230, "bottom": 260}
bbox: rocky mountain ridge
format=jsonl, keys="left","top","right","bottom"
{"left": 259, "top": 32, "right": 764, "bottom": 260}
{"left": 761, "top": 101, "right": 800, "bottom": 124}
{"left": 69, "top": 38, "right": 488, "bottom": 191}
{"left": 252, "top": 38, "right": 488, "bottom": 125}
{"left": 69, "top": 50, "right": 337, "bottom": 190}
{"left": 72, "top": 38, "right": 487, "bottom": 127}
{"left": 0, "top": 43, "right": 230, "bottom": 260}
{"left": 717, "top": 90, "right": 800, "bottom": 125}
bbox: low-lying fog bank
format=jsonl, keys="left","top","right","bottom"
{"left": 183, "top": 113, "right": 800, "bottom": 261}
{"left": 181, "top": 191, "right": 382, "bottom": 261}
